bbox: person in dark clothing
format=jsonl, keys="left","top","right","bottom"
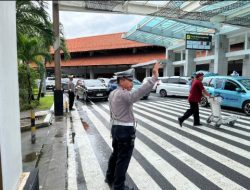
{"left": 68, "top": 75, "right": 75, "bottom": 111}
{"left": 178, "top": 73, "right": 211, "bottom": 127}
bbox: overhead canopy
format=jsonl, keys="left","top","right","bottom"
{"left": 59, "top": 1, "right": 250, "bottom": 27}
{"left": 58, "top": 1, "right": 250, "bottom": 48}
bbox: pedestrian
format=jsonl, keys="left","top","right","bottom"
{"left": 105, "top": 62, "right": 160, "bottom": 190}
{"left": 68, "top": 75, "right": 75, "bottom": 111}
{"left": 178, "top": 73, "right": 211, "bottom": 127}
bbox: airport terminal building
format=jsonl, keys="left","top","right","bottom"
{"left": 49, "top": 28, "right": 250, "bottom": 80}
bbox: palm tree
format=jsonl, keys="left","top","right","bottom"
{"left": 17, "top": 34, "right": 51, "bottom": 104}
{"left": 16, "top": 0, "right": 70, "bottom": 101}
{"left": 16, "top": 0, "right": 53, "bottom": 45}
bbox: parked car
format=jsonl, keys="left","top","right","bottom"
{"left": 75, "top": 79, "right": 109, "bottom": 101}
{"left": 200, "top": 76, "right": 250, "bottom": 115}
{"left": 46, "top": 77, "right": 55, "bottom": 90}
{"left": 132, "top": 79, "right": 150, "bottom": 100}
{"left": 108, "top": 78, "right": 150, "bottom": 99}
{"left": 142, "top": 77, "right": 169, "bottom": 92}
{"left": 107, "top": 78, "right": 118, "bottom": 93}
{"left": 156, "top": 76, "right": 191, "bottom": 97}
{"left": 98, "top": 78, "right": 111, "bottom": 87}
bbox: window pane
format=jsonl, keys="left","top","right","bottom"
{"left": 224, "top": 80, "right": 238, "bottom": 91}
{"left": 168, "top": 78, "right": 179, "bottom": 84}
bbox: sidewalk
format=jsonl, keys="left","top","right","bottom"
{"left": 21, "top": 97, "right": 68, "bottom": 190}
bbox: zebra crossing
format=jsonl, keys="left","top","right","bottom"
{"left": 68, "top": 98, "right": 250, "bottom": 190}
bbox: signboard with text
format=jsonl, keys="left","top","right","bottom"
{"left": 186, "top": 34, "right": 212, "bottom": 50}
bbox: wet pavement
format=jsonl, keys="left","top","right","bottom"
{"left": 67, "top": 93, "right": 250, "bottom": 190}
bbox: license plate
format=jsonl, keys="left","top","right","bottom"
{"left": 96, "top": 93, "right": 103, "bottom": 97}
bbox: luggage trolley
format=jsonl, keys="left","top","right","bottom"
{"left": 206, "top": 96, "right": 239, "bottom": 128}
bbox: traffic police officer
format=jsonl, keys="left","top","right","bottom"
{"left": 68, "top": 75, "right": 75, "bottom": 111}
{"left": 105, "top": 62, "right": 160, "bottom": 190}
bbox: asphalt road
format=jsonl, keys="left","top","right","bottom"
{"left": 71, "top": 93, "right": 250, "bottom": 190}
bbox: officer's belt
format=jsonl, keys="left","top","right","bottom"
{"left": 113, "top": 120, "right": 134, "bottom": 126}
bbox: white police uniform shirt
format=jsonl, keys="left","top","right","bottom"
{"left": 109, "top": 77, "right": 158, "bottom": 125}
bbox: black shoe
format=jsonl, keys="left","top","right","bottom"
{"left": 104, "top": 178, "right": 113, "bottom": 186}
{"left": 69, "top": 108, "right": 75, "bottom": 111}
{"left": 178, "top": 117, "right": 183, "bottom": 127}
{"left": 194, "top": 123, "right": 203, "bottom": 127}
{"left": 124, "top": 186, "right": 134, "bottom": 190}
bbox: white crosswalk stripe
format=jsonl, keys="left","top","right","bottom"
{"left": 154, "top": 101, "right": 250, "bottom": 132}
{"left": 93, "top": 104, "right": 245, "bottom": 190}
{"left": 70, "top": 110, "right": 110, "bottom": 190}
{"left": 142, "top": 101, "right": 250, "bottom": 144}
{"left": 167, "top": 99, "right": 250, "bottom": 125}
{"left": 101, "top": 103, "right": 250, "bottom": 178}
{"left": 71, "top": 98, "right": 250, "bottom": 190}
{"left": 133, "top": 103, "right": 250, "bottom": 158}
{"left": 158, "top": 99, "right": 250, "bottom": 131}
{"left": 84, "top": 106, "right": 162, "bottom": 190}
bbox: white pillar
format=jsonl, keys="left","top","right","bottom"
{"left": 242, "top": 33, "right": 250, "bottom": 77}
{"left": 145, "top": 68, "right": 150, "bottom": 77}
{"left": 209, "top": 62, "right": 215, "bottom": 73}
{"left": 243, "top": 56, "right": 250, "bottom": 77}
{"left": 163, "top": 49, "right": 174, "bottom": 76}
{"left": 0, "top": 2, "right": 23, "bottom": 190}
{"left": 184, "top": 49, "right": 196, "bottom": 76}
{"left": 214, "top": 34, "right": 229, "bottom": 75}
{"left": 89, "top": 67, "right": 94, "bottom": 79}
{"left": 180, "top": 66, "right": 184, "bottom": 76}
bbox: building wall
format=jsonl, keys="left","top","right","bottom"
{"left": 0, "top": 2, "right": 22, "bottom": 190}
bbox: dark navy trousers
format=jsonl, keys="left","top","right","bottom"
{"left": 106, "top": 125, "right": 136, "bottom": 190}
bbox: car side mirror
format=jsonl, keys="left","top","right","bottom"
{"left": 236, "top": 88, "right": 243, "bottom": 93}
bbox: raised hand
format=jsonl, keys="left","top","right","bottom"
{"left": 152, "top": 61, "right": 161, "bottom": 78}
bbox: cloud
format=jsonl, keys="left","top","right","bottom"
{"left": 46, "top": 2, "right": 145, "bottom": 39}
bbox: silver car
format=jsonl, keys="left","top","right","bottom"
{"left": 156, "top": 76, "right": 191, "bottom": 97}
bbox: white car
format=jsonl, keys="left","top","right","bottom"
{"left": 46, "top": 77, "right": 55, "bottom": 90}
{"left": 142, "top": 77, "right": 169, "bottom": 92}
{"left": 156, "top": 76, "right": 191, "bottom": 97}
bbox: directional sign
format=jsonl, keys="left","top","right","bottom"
{"left": 186, "top": 34, "right": 212, "bottom": 50}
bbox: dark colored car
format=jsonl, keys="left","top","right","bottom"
{"left": 76, "top": 79, "right": 109, "bottom": 101}
{"left": 107, "top": 78, "right": 149, "bottom": 99}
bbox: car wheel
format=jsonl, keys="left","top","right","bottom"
{"left": 242, "top": 101, "right": 250, "bottom": 116}
{"left": 200, "top": 97, "right": 208, "bottom": 107}
{"left": 160, "top": 89, "right": 167, "bottom": 97}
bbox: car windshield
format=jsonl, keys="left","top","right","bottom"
{"left": 84, "top": 80, "right": 104, "bottom": 87}
{"left": 238, "top": 79, "right": 250, "bottom": 90}
{"left": 133, "top": 80, "right": 141, "bottom": 85}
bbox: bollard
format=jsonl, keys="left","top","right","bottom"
{"left": 31, "top": 109, "right": 36, "bottom": 144}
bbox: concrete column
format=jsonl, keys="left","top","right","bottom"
{"left": 184, "top": 49, "right": 196, "bottom": 76}
{"left": 89, "top": 67, "right": 94, "bottom": 79}
{"left": 209, "top": 62, "right": 215, "bottom": 72}
{"left": 214, "top": 34, "right": 229, "bottom": 75}
{"left": 243, "top": 56, "right": 250, "bottom": 77}
{"left": 163, "top": 49, "right": 174, "bottom": 76}
{"left": 0, "top": 2, "right": 22, "bottom": 190}
{"left": 180, "top": 66, "right": 184, "bottom": 76}
{"left": 145, "top": 68, "right": 150, "bottom": 77}
{"left": 242, "top": 33, "right": 250, "bottom": 77}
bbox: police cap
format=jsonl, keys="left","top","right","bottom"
{"left": 114, "top": 68, "right": 134, "bottom": 81}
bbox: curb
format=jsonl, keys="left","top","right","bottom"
{"left": 20, "top": 103, "right": 54, "bottom": 133}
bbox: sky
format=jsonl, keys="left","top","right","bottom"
{"left": 46, "top": 1, "right": 145, "bottom": 39}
